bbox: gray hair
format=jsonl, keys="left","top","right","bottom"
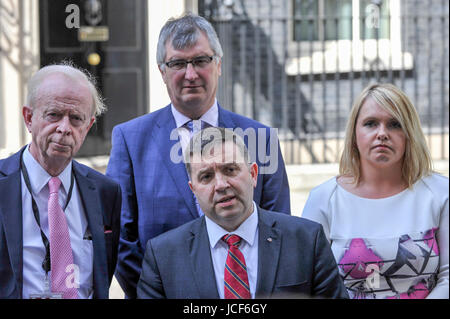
{"left": 26, "top": 61, "right": 106, "bottom": 118}
{"left": 156, "top": 12, "right": 223, "bottom": 69}
{"left": 184, "top": 127, "right": 250, "bottom": 179}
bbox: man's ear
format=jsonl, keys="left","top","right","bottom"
{"left": 217, "top": 58, "right": 222, "bottom": 77}
{"left": 22, "top": 106, "right": 33, "bottom": 133}
{"left": 158, "top": 65, "right": 167, "bottom": 84}
{"left": 87, "top": 116, "right": 96, "bottom": 131}
{"left": 250, "top": 162, "right": 258, "bottom": 188}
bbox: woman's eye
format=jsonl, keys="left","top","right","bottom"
{"left": 389, "top": 120, "right": 402, "bottom": 129}
{"left": 364, "top": 120, "right": 376, "bottom": 127}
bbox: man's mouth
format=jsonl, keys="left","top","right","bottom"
{"left": 216, "top": 195, "right": 236, "bottom": 207}
{"left": 51, "top": 141, "right": 71, "bottom": 149}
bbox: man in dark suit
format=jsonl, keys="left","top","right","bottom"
{"left": 137, "top": 127, "right": 347, "bottom": 299}
{"left": 0, "top": 63, "right": 121, "bottom": 299}
{"left": 106, "top": 13, "right": 291, "bottom": 298}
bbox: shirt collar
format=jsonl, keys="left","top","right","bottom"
{"left": 22, "top": 144, "right": 72, "bottom": 195}
{"left": 205, "top": 202, "right": 258, "bottom": 249}
{"left": 171, "top": 99, "right": 218, "bottom": 129}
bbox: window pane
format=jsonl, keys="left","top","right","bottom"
{"left": 293, "top": 0, "right": 319, "bottom": 41}
{"left": 360, "top": 0, "right": 390, "bottom": 39}
{"left": 324, "top": 0, "right": 352, "bottom": 40}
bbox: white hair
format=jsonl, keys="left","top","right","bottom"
{"left": 26, "top": 61, "right": 106, "bottom": 118}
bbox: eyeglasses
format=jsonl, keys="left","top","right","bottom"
{"left": 164, "top": 55, "right": 215, "bottom": 70}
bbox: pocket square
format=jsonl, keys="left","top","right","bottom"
{"left": 104, "top": 226, "right": 112, "bottom": 234}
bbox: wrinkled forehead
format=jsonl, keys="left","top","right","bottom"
{"left": 35, "top": 73, "right": 93, "bottom": 110}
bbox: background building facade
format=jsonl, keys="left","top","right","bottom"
{"left": 199, "top": 0, "right": 449, "bottom": 165}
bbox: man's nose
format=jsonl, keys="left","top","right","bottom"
{"left": 214, "top": 173, "right": 229, "bottom": 191}
{"left": 56, "top": 116, "right": 72, "bottom": 135}
{"left": 184, "top": 63, "right": 199, "bottom": 81}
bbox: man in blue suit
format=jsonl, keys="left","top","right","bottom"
{"left": 107, "top": 13, "right": 291, "bottom": 298}
{"left": 0, "top": 63, "right": 121, "bottom": 298}
{"left": 137, "top": 127, "right": 347, "bottom": 299}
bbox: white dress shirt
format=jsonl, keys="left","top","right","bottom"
{"left": 205, "top": 202, "right": 259, "bottom": 299}
{"left": 171, "top": 100, "right": 219, "bottom": 216}
{"left": 21, "top": 145, "right": 94, "bottom": 298}
{"left": 171, "top": 99, "right": 219, "bottom": 153}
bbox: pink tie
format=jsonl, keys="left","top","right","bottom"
{"left": 48, "top": 177, "right": 78, "bottom": 299}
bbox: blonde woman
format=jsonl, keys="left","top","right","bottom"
{"left": 302, "top": 83, "right": 448, "bottom": 299}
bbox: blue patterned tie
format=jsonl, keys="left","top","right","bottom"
{"left": 185, "top": 120, "right": 208, "bottom": 216}
{"left": 186, "top": 119, "right": 209, "bottom": 134}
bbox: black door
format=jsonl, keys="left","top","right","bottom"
{"left": 39, "top": 0, "right": 148, "bottom": 156}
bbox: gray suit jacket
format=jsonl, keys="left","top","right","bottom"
{"left": 137, "top": 208, "right": 348, "bottom": 299}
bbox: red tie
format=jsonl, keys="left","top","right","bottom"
{"left": 222, "top": 234, "right": 251, "bottom": 299}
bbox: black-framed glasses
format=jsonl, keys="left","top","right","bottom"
{"left": 164, "top": 55, "right": 215, "bottom": 70}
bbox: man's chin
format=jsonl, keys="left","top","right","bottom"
{"left": 47, "top": 148, "right": 73, "bottom": 161}
{"left": 216, "top": 207, "right": 244, "bottom": 223}
{"left": 181, "top": 96, "right": 205, "bottom": 108}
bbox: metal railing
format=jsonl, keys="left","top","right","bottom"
{"left": 199, "top": 0, "right": 449, "bottom": 164}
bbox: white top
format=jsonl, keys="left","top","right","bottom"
{"left": 205, "top": 202, "right": 259, "bottom": 299}
{"left": 302, "top": 173, "right": 449, "bottom": 299}
{"left": 21, "top": 145, "right": 94, "bottom": 299}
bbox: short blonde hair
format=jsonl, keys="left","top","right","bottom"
{"left": 339, "top": 83, "right": 432, "bottom": 187}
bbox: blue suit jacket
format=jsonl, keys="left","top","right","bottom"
{"left": 0, "top": 148, "right": 121, "bottom": 299}
{"left": 137, "top": 208, "right": 348, "bottom": 299}
{"left": 106, "top": 104, "right": 291, "bottom": 298}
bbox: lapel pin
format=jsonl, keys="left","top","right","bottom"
{"left": 267, "top": 237, "right": 272, "bottom": 242}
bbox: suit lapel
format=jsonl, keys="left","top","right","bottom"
{"left": 217, "top": 104, "right": 237, "bottom": 129}
{"left": 188, "top": 217, "right": 220, "bottom": 298}
{"left": 153, "top": 106, "right": 198, "bottom": 219}
{"left": 255, "top": 209, "right": 281, "bottom": 298}
{"left": 73, "top": 162, "right": 108, "bottom": 299}
{"left": 0, "top": 148, "right": 28, "bottom": 297}
{"left": 0, "top": 168, "right": 23, "bottom": 297}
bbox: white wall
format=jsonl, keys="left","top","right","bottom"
{"left": 0, "top": 0, "right": 39, "bottom": 157}
{"left": 147, "top": 0, "right": 190, "bottom": 112}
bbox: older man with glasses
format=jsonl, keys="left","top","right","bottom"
{"left": 106, "top": 12, "right": 291, "bottom": 298}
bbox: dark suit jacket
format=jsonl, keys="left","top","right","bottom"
{"left": 137, "top": 208, "right": 348, "bottom": 299}
{"left": 0, "top": 148, "right": 121, "bottom": 299}
{"left": 106, "top": 104, "right": 291, "bottom": 298}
